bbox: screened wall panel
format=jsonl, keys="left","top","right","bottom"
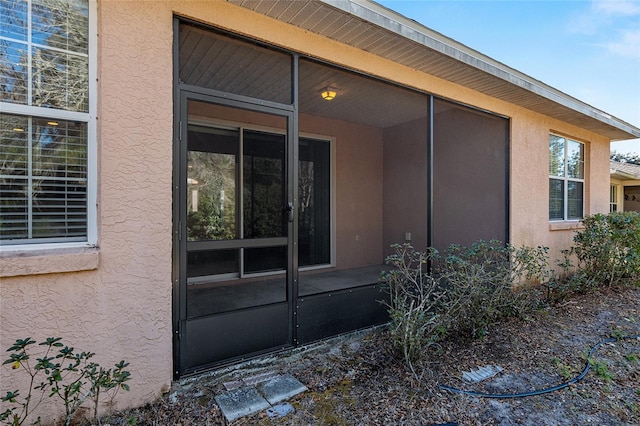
{"left": 432, "top": 99, "right": 508, "bottom": 251}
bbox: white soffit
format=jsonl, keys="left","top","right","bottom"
{"left": 228, "top": 0, "right": 640, "bottom": 140}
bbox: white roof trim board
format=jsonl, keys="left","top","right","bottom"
{"left": 229, "top": 0, "right": 640, "bottom": 140}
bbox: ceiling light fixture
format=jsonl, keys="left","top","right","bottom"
{"left": 13, "top": 127, "right": 25, "bottom": 132}
{"left": 321, "top": 87, "right": 337, "bottom": 101}
{"left": 47, "top": 121, "right": 59, "bottom": 126}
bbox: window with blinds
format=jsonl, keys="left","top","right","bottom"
{"left": 0, "top": 0, "right": 91, "bottom": 246}
{"left": 548, "top": 134, "right": 585, "bottom": 221}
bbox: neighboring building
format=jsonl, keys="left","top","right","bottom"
{"left": 2, "top": 0, "right": 640, "bottom": 420}
{"left": 610, "top": 161, "right": 640, "bottom": 212}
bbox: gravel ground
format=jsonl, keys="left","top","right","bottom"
{"left": 102, "top": 285, "right": 640, "bottom": 425}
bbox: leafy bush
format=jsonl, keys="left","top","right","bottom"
{"left": 380, "top": 245, "right": 447, "bottom": 375}
{"left": 382, "top": 215, "right": 640, "bottom": 374}
{"left": 1, "top": 337, "right": 130, "bottom": 426}
{"left": 544, "top": 249, "right": 593, "bottom": 302}
{"left": 570, "top": 212, "right": 640, "bottom": 287}
{"left": 440, "top": 240, "right": 545, "bottom": 338}
{"left": 380, "top": 241, "right": 546, "bottom": 374}
{"left": 545, "top": 212, "right": 640, "bottom": 302}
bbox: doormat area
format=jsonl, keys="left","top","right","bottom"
{"left": 214, "top": 373, "right": 307, "bottom": 422}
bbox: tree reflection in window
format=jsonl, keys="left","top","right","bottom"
{"left": 187, "top": 127, "right": 238, "bottom": 241}
{"left": 0, "top": 0, "right": 88, "bottom": 112}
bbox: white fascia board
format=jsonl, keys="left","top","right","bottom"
{"left": 322, "top": 0, "right": 640, "bottom": 139}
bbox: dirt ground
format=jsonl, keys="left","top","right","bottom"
{"left": 103, "top": 285, "right": 640, "bottom": 425}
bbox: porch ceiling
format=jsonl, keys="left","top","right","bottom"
{"left": 228, "top": 0, "right": 640, "bottom": 141}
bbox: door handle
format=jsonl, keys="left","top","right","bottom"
{"left": 286, "top": 202, "right": 294, "bottom": 222}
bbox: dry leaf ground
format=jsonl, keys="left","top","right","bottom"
{"left": 102, "top": 285, "right": 640, "bottom": 425}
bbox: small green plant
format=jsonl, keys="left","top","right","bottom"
{"left": 552, "top": 357, "right": 575, "bottom": 381}
{"left": 439, "top": 240, "right": 545, "bottom": 338}
{"left": 625, "top": 353, "right": 639, "bottom": 363}
{"left": 1, "top": 337, "right": 131, "bottom": 426}
{"left": 589, "top": 358, "right": 612, "bottom": 381}
{"left": 545, "top": 247, "right": 605, "bottom": 303}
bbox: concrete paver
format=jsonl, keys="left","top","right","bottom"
{"left": 215, "top": 373, "right": 307, "bottom": 422}
{"left": 257, "top": 374, "right": 308, "bottom": 404}
{"left": 214, "top": 386, "right": 271, "bottom": 423}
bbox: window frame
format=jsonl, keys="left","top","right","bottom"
{"left": 548, "top": 134, "right": 585, "bottom": 222}
{"left": 297, "top": 132, "right": 336, "bottom": 272}
{"left": 610, "top": 184, "right": 619, "bottom": 212}
{"left": 0, "top": 0, "right": 97, "bottom": 251}
{"left": 186, "top": 115, "right": 336, "bottom": 283}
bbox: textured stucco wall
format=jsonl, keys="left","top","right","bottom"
{"left": 509, "top": 113, "right": 610, "bottom": 261}
{"left": 1, "top": 0, "right": 175, "bottom": 422}
{"left": 0, "top": 0, "right": 614, "bottom": 421}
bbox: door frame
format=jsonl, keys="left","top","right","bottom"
{"left": 172, "top": 84, "right": 299, "bottom": 377}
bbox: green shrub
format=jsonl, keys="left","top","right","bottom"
{"left": 440, "top": 240, "right": 545, "bottom": 338}
{"left": 545, "top": 249, "right": 594, "bottom": 302}
{"left": 1, "top": 337, "right": 131, "bottom": 426}
{"left": 382, "top": 219, "right": 640, "bottom": 374}
{"left": 569, "top": 212, "right": 640, "bottom": 288}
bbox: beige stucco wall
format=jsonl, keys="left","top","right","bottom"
{"left": 1, "top": 1, "right": 176, "bottom": 422}
{"left": 0, "top": 0, "right": 614, "bottom": 421}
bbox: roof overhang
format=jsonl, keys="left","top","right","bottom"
{"left": 228, "top": 0, "right": 640, "bottom": 141}
{"left": 611, "top": 171, "right": 637, "bottom": 180}
{"left": 611, "top": 161, "right": 640, "bottom": 180}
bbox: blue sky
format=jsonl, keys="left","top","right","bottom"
{"left": 377, "top": 0, "right": 640, "bottom": 155}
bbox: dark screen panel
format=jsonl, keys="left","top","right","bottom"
{"left": 432, "top": 99, "right": 508, "bottom": 251}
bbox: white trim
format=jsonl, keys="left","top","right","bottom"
{"left": 610, "top": 184, "right": 619, "bottom": 212}
{"left": 27, "top": 0, "right": 32, "bottom": 106}
{"left": 0, "top": 0, "right": 97, "bottom": 252}
{"left": 549, "top": 134, "right": 585, "bottom": 221}
{"left": 0, "top": 241, "right": 97, "bottom": 252}
{"left": 0, "top": 103, "right": 89, "bottom": 122}
{"left": 86, "top": 0, "right": 98, "bottom": 246}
